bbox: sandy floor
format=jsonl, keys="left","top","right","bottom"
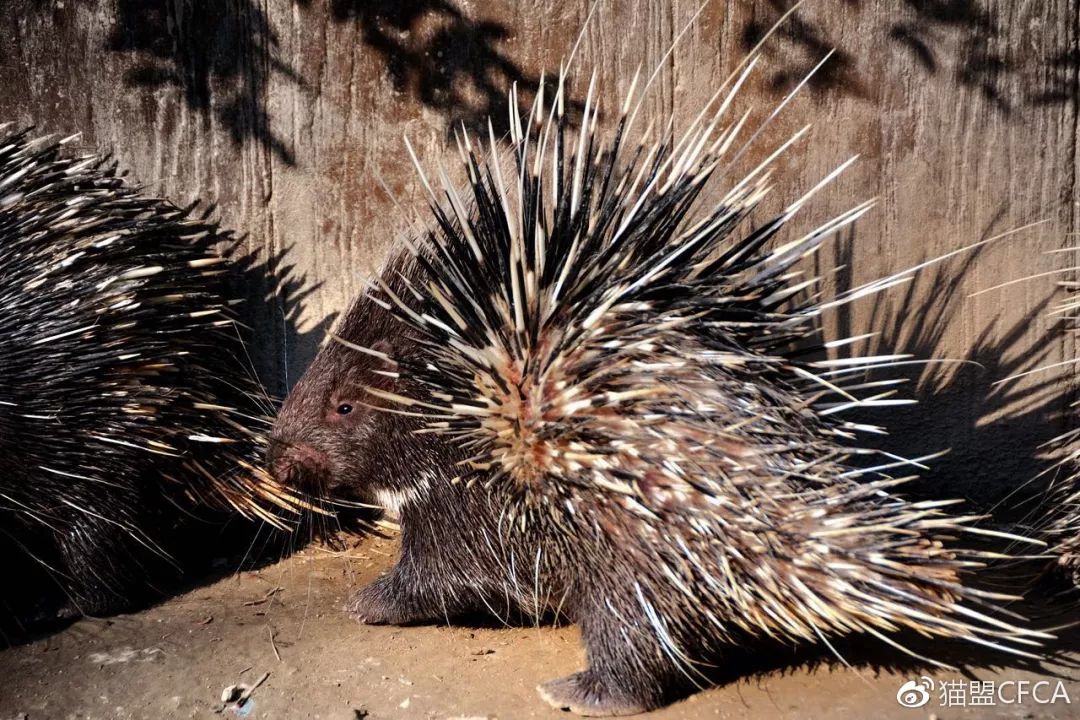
{"left": 2, "top": 534, "right": 1078, "bottom": 720}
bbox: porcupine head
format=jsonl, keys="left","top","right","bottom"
{"left": 268, "top": 261, "right": 451, "bottom": 513}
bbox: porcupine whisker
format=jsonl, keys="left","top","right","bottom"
{"left": 227, "top": 318, "right": 279, "bottom": 418}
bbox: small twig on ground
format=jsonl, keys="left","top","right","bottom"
{"left": 268, "top": 627, "right": 281, "bottom": 662}
{"left": 243, "top": 586, "right": 283, "bottom": 607}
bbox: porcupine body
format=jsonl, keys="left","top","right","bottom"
{"left": 0, "top": 127, "right": 302, "bottom": 623}
{"left": 269, "top": 59, "right": 1048, "bottom": 715}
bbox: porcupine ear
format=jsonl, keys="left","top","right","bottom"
{"left": 370, "top": 339, "right": 397, "bottom": 367}
{"left": 367, "top": 339, "right": 399, "bottom": 388}
{"left": 332, "top": 334, "right": 400, "bottom": 398}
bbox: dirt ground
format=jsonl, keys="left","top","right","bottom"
{"left": 2, "top": 534, "right": 1078, "bottom": 720}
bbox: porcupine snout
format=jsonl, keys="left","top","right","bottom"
{"left": 267, "top": 437, "right": 331, "bottom": 492}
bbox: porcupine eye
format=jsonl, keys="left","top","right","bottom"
{"left": 326, "top": 395, "right": 359, "bottom": 423}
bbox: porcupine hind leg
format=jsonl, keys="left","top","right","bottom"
{"left": 537, "top": 599, "right": 686, "bottom": 716}
{"left": 347, "top": 566, "right": 445, "bottom": 625}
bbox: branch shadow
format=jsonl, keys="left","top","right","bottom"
{"left": 106, "top": 0, "right": 305, "bottom": 164}
{"left": 97, "top": 0, "right": 580, "bottom": 163}
{"left": 5, "top": 1, "right": 1073, "bottom": 167}
{"left": 320, "top": 0, "right": 584, "bottom": 138}
{"left": 744, "top": 0, "right": 1078, "bottom": 114}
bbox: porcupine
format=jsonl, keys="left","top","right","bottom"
{"left": 1031, "top": 458, "right": 1080, "bottom": 589}
{"left": 268, "top": 51, "right": 1050, "bottom": 716}
{"left": 1017, "top": 282, "right": 1080, "bottom": 588}
{"left": 0, "top": 126, "right": 308, "bottom": 622}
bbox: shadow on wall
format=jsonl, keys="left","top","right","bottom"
{"left": 824, "top": 218, "right": 1067, "bottom": 513}
{"left": 7, "top": 1, "right": 1072, "bottom": 162}
{"left": 317, "top": 0, "right": 572, "bottom": 138}
{"left": 100, "top": 0, "right": 569, "bottom": 162}
{"left": 226, "top": 238, "right": 338, "bottom": 398}
{"left": 107, "top": 0, "right": 305, "bottom": 165}
{"left": 745, "top": 0, "right": 1078, "bottom": 111}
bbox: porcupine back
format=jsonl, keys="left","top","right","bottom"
{"left": 356, "top": 53, "right": 1050, "bottom": 677}
{"left": 0, "top": 127, "right": 306, "bottom": 622}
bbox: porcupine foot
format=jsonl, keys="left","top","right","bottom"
{"left": 537, "top": 672, "right": 649, "bottom": 717}
{"left": 347, "top": 574, "right": 427, "bottom": 625}
{"left": 348, "top": 560, "right": 490, "bottom": 625}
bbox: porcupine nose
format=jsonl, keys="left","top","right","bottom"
{"left": 267, "top": 438, "right": 329, "bottom": 491}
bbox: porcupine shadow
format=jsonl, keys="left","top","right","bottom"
{"left": 228, "top": 236, "right": 337, "bottom": 399}
{"left": 0, "top": 214, "right": 332, "bottom": 647}
{"left": 822, "top": 218, "right": 1080, "bottom": 616}
{"left": 743, "top": 0, "right": 1078, "bottom": 113}
{"left": 796, "top": 223, "right": 1080, "bottom": 673}
{"left": 824, "top": 217, "right": 1067, "bottom": 512}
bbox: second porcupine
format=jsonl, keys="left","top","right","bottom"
{"left": 0, "top": 127, "right": 310, "bottom": 622}
{"left": 269, "top": 58, "right": 1050, "bottom": 714}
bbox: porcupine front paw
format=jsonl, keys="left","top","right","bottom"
{"left": 537, "top": 672, "right": 649, "bottom": 717}
{"left": 346, "top": 575, "right": 419, "bottom": 625}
